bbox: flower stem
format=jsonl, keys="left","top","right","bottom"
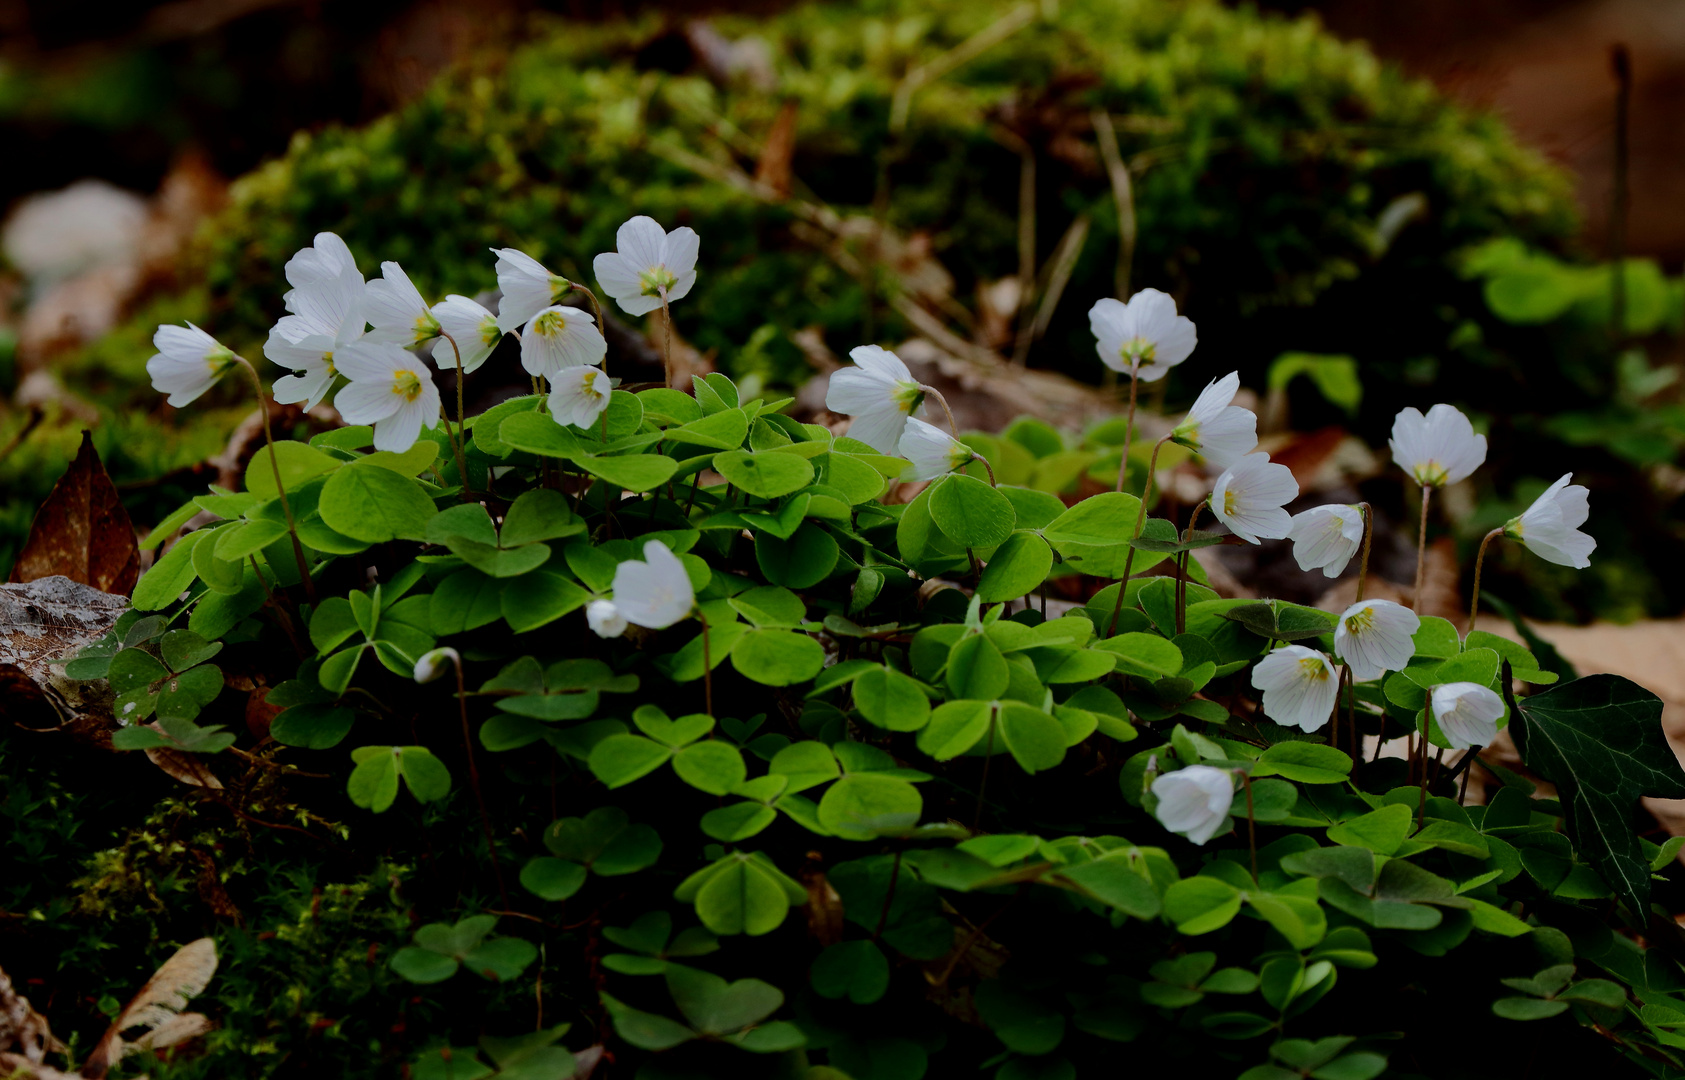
{"left": 971, "top": 452, "right": 997, "bottom": 487}
{"left": 436, "top": 331, "right": 475, "bottom": 497}
{"left": 450, "top": 650, "right": 510, "bottom": 910}
{"left": 973, "top": 705, "right": 998, "bottom": 832}
{"left": 1116, "top": 364, "right": 1139, "bottom": 493}
{"left": 1107, "top": 433, "right": 1171, "bottom": 637}
{"left": 659, "top": 290, "right": 674, "bottom": 390}
{"left": 1176, "top": 500, "right": 1207, "bottom": 635}
{"left": 1412, "top": 484, "right": 1433, "bottom": 612}
{"left": 698, "top": 608, "right": 713, "bottom": 718}
{"left": 921, "top": 384, "right": 961, "bottom": 438}
{"left": 570, "top": 281, "right": 605, "bottom": 327}
{"left": 1242, "top": 772, "right": 1258, "bottom": 883}
{"left": 234, "top": 357, "right": 316, "bottom": 605}
{"left": 1354, "top": 502, "right": 1374, "bottom": 603}
{"left": 1467, "top": 527, "right": 1505, "bottom": 636}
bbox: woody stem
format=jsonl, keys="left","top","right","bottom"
{"left": 1467, "top": 528, "right": 1505, "bottom": 636}
{"left": 234, "top": 357, "right": 315, "bottom": 605}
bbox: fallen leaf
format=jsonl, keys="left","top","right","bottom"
{"left": 754, "top": 99, "right": 799, "bottom": 199}
{"left": 81, "top": 938, "right": 218, "bottom": 1078}
{"left": 144, "top": 741, "right": 225, "bottom": 790}
{"left": 9, "top": 432, "right": 139, "bottom": 597}
{"left": 0, "top": 964, "right": 64, "bottom": 1064}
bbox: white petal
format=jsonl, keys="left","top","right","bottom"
{"left": 661, "top": 226, "right": 700, "bottom": 278}
{"left": 848, "top": 345, "right": 913, "bottom": 382}
{"left": 616, "top": 216, "right": 668, "bottom": 276}
{"left": 335, "top": 380, "right": 403, "bottom": 424}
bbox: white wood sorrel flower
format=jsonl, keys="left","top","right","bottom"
{"left": 612, "top": 540, "right": 694, "bottom": 630}
{"left": 1286, "top": 504, "right": 1365, "bottom": 578}
{"left": 1390, "top": 403, "right": 1486, "bottom": 488}
{"left": 587, "top": 599, "right": 629, "bottom": 639}
{"left": 332, "top": 342, "right": 442, "bottom": 453}
{"left": 363, "top": 261, "right": 441, "bottom": 349}
{"left": 825, "top": 345, "right": 924, "bottom": 454}
{"left": 1087, "top": 288, "right": 1196, "bottom": 381}
{"left": 1431, "top": 682, "right": 1505, "bottom": 750}
{"left": 1210, "top": 452, "right": 1298, "bottom": 544}
{"left": 1334, "top": 599, "right": 1420, "bottom": 683}
{"left": 593, "top": 216, "right": 699, "bottom": 317}
{"left": 1504, "top": 473, "right": 1595, "bottom": 568}
{"left": 1151, "top": 765, "right": 1234, "bottom": 846}
{"left": 1251, "top": 644, "right": 1338, "bottom": 731}
{"left": 147, "top": 323, "right": 239, "bottom": 407}
{"left": 1169, "top": 371, "right": 1257, "bottom": 468}
{"left": 429, "top": 295, "right": 501, "bottom": 375}
{"left": 898, "top": 418, "right": 974, "bottom": 483}
{"left": 549, "top": 365, "right": 613, "bottom": 429}
{"left": 265, "top": 233, "right": 367, "bottom": 410}
{"left": 520, "top": 305, "right": 608, "bottom": 380}
{"left": 492, "top": 247, "right": 574, "bottom": 333}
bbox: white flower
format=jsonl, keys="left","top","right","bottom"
{"left": 147, "top": 323, "right": 239, "bottom": 407}
{"left": 612, "top": 540, "right": 694, "bottom": 630}
{"left": 520, "top": 305, "right": 608, "bottom": 379}
{"left": 587, "top": 599, "right": 628, "bottom": 639}
{"left": 413, "top": 647, "right": 459, "bottom": 684}
{"left": 429, "top": 294, "right": 502, "bottom": 374}
{"left": 1210, "top": 452, "right": 1298, "bottom": 544}
{"left": 363, "top": 261, "right": 442, "bottom": 348}
{"left": 1389, "top": 404, "right": 1486, "bottom": 488}
{"left": 1286, "top": 504, "right": 1365, "bottom": 578}
{"left": 898, "top": 418, "right": 975, "bottom": 483}
{"left": 265, "top": 234, "right": 367, "bottom": 410}
{"left": 1151, "top": 765, "right": 1234, "bottom": 845}
{"left": 592, "top": 216, "right": 700, "bottom": 317}
{"left": 1505, "top": 473, "right": 1595, "bottom": 569}
{"left": 1169, "top": 371, "right": 1256, "bottom": 467}
{"left": 1251, "top": 644, "right": 1338, "bottom": 732}
{"left": 1431, "top": 682, "right": 1505, "bottom": 750}
{"left": 282, "top": 230, "right": 358, "bottom": 291}
{"left": 1087, "top": 288, "right": 1197, "bottom": 381}
{"left": 825, "top": 345, "right": 925, "bottom": 454}
{"left": 332, "top": 342, "right": 442, "bottom": 453}
{"left": 1334, "top": 600, "right": 1420, "bottom": 683}
{"left": 549, "top": 365, "right": 614, "bottom": 429}
{"left": 492, "top": 247, "right": 575, "bottom": 333}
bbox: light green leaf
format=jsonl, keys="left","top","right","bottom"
{"left": 976, "top": 531, "right": 1053, "bottom": 603}
{"left": 928, "top": 474, "right": 1015, "bottom": 549}
{"left": 320, "top": 466, "right": 436, "bottom": 543}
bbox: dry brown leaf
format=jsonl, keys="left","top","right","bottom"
{"left": 1, "top": 965, "right": 63, "bottom": 1064}
{"left": 0, "top": 1052, "right": 83, "bottom": 1080}
{"left": 81, "top": 938, "right": 217, "bottom": 1078}
{"left": 9, "top": 433, "right": 139, "bottom": 597}
{"left": 143, "top": 741, "right": 225, "bottom": 790}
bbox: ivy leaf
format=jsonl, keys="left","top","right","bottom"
{"left": 1511, "top": 672, "right": 1685, "bottom": 916}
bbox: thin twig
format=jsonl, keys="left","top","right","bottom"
{"left": 1091, "top": 109, "right": 1136, "bottom": 299}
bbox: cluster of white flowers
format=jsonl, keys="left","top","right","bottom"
{"left": 147, "top": 215, "right": 701, "bottom": 451}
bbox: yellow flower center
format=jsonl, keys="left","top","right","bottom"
{"left": 638, "top": 265, "right": 679, "bottom": 297}
{"left": 1344, "top": 607, "right": 1375, "bottom": 634}
{"left": 533, "top": 309, "right": 568, "bottom": 338}
{"left": 323, "top": 351, "right": 337, "bottom": 376}
{"left": 391, "top": 369, "right": 424, "bottom": 402}
{"left": 1223, "top": 489, "right": 1238, "bottom": 516}
{"left": 580, "top": 369, "right": 606, "bottom": 400}
{"left": 478, "top": 316, "right": 502, "bottom": 348}
{"left": 1413, "top": 461, "right": 1449, "bottom": 487}
{"left": 1298, "top": 656, "right": 1330, "bottom": 682}
{"left": 413, "top": 312, "right": 442, "bottom": 343}
{"left": 891, "top": 381, "right": 925, "bottom": 416}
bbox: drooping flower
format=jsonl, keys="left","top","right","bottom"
{"left": 520, "top": 305, "right": 608, "bottom": 379}
{"left": 265, "top": 235, "right": 368, "bottom": 410}
{"left": 1334, "top": 599, "right": 1420, "bottom": 683}
{"left": 492, "top": 247, "right": 573, "bottom": 333}
{"left": 1169, "top": 371, "right": 1257, "bottom": 468}
{"left": 549, "top": 365, "right": 614, "bottom": 430}
{"left": 1251, "top": 644, "right": 1338, "bottom": 732}
{"left": 1504, "top": 473, "right": 1595, "bottom": 569}
{"left": 413, "top": 647, "right": 459, "bottom": 684}
{"left": 1285, "top": 504, "right": 1366, "bottom": 578}
{"left": 332, "top": 341, "right": 442, "bottom": 453}
{"left": 611, "top": 540, "right": 695, "bottom": 630}
{"left": 1151, "top": 765, "right": 1234, "bottom": 846}
{"left": 1087, "top": 288, "right": 1197, "bottom": 381}
{"left": 587, "top": 599, "right": 628, "bottom": 639}
{"left": 898, "top": 418, "right": 975, "bottom": 483}
{"left": 1210, "top": 452, "right": 1298, "bottom": 544}
{"left": 1390, "top": 404, "right": 1487, "bottom": 488}
{"left": 147, "top": 323, "right": 239, "bottom": 407}
{"left": 429, "top": 294, "right": 502, "bottom": 375}
{"left": 363, "top": 261, "right": 442, "bottom": 349}
{"left": 592, "top": 216, "right": 700, "bottom": 317}
{"left": 1431, "top": 682, "right": 1505, "bottom": 750}
{"left": 825, "top": 345, "right": 925, "bottom": 454}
